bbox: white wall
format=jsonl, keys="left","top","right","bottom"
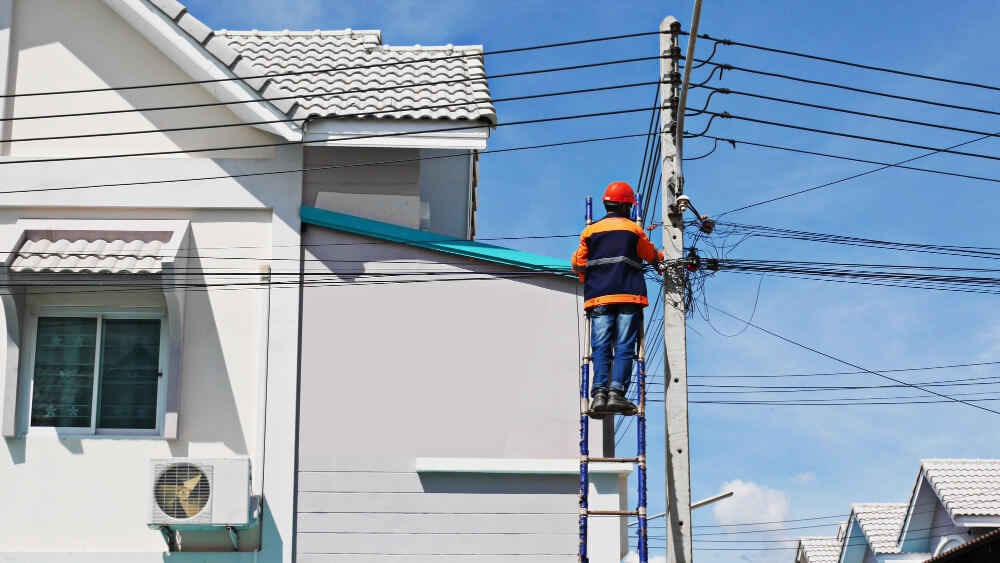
{"left": 3, "top": 0, "right": 275, "bottom": 158}
{"left": 0, "top": 138, "right": 305, "bottom": 559}
{"left": 295, "top": 226, "right": 624, "bottom": 561}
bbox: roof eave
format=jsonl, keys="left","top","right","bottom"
{"left": 103, "top": 0, "right": 302, "bottom": 141}
{"left": 304, "top": 117, "right": 491, "bottom": 150}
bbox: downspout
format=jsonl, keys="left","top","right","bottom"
{"left": 289, "top": 222, "right": 307, "bottom": 559}
{"left": 466, "top": 151, "right": 476, "bottom": 239}
{"left": 252, "top": 263, "right": 271, "bottom": 557}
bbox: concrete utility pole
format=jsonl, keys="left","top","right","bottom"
{"left": 660, "top": 4, "right": 702, "bottom": 560}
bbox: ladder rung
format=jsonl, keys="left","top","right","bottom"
{"left": 588, "top": 457, "right": 640, "bottom": 463}
{"left": 587, "top": 510, "right": 640, "bottom": 516}
{"left": 582, "top": 410, "right": 641, "bottom": 417}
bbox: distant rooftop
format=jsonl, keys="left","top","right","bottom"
{"left": 797, "top": 536, "right": 842, "bottom": 563}
{"left": 921, "top": 459, "right": 1000, "bottom": 518}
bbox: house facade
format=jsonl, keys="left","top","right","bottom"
{"left": 0, "top": 1, "right": 626, "bottom": 561}
{"left": 795, "top": 459, "right": 1000, "bottom": 563}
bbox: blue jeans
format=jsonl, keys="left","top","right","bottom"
{"left": 589, "top": 304, "right": 642, "bottom": 396}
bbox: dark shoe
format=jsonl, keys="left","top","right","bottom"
{"left": 588, "top": 391, "right": 608, "bottom": 418}
{"left": 606, "top": 390, "right": 638, "bottom": 415}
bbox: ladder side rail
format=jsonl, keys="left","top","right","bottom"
{"left": 579, "top": 196, "right": 594, "bottom": 563}
{"left": 636, "top": 209, "right": 649, "bottom": 563}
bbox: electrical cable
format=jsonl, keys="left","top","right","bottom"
{"left": 683, "top": 138, "right": 718, "bottom": 161}
{"left": 0, "top": 80, "right": 663, "bottom": 144}
{"left": 698, "top": 86, "right": 1000, "bottom": 138}
{"left": 693, "top": 60, "right": 1000, "bottom": 119}
{"left": 698, "top": 33, "right": 1000, "bottom": 93}
{"left": 717, "top": 130, "right": 999, "bottom": 216}
{"left": 0, "top": 270, "right": 578, "bottom": 297}
{"left": 0, "top": 105, "right": 666, "bottom": 166}
{"left": 1, "top": 29, "right": 671, "bottom": 99}
{"left": 684, "top": 376, "right": 1000, "bottom": 391}
{"left": 0, "top": 130, "right": 660, "bottom": 196}
{"left": 0, "top": 55, "right": 668, "bottom": 125}
{"left": 634, "top": 84, "right": 661, "bottom": 199}
{"left": 699, "top": 134, "right": 1000, "bottom": 185}
{"left": 701, "top": 304, "right": 1000, "bottom": 416}
{"left": 706, "top": 220, "right": 1000, "bottom": 261}
{"left": 698, "top": 110, "right": 1000, "bottom": 164}
{"left": 689, "top": 360, "right": 1000, "bottom": 379}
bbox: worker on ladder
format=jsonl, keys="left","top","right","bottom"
{"left": 572, "top": 181, "right": 665, "bottom": 417}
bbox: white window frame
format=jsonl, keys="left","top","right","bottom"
{"left": 21, "top": 306, "right": 168, "bottom": 437}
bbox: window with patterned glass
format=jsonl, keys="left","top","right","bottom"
{"left": 29, "top": 315, "right": 163, "bottom": 433}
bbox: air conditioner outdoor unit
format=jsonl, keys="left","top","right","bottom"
{"left": 149, "top": 458, "right": 251, "bottom": 528}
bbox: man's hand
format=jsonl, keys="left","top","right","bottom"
{"left": 655, "top": 259, "right": 670, "bottom": 276}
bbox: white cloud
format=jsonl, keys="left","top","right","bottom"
{"left": 792, "top": 472, "right": 817, "bottom": 484}
{"left": 713, "top": 479, "right": 790, "bottom": 527}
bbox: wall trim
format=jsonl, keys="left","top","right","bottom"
{"left": 415, "top": 457, "right": 632, "bottom": 475}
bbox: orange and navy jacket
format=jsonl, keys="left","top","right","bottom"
{"left": 571, "top": 212, "right": 665, "bottom": 309}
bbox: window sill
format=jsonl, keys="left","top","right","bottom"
{"left": 22, "top": 428, "right": 166, "bottom": 440}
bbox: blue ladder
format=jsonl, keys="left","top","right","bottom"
{"left": 578, "top": 196, "right": 649, "bottom": 563}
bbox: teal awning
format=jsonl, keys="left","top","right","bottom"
{"left": 300, "top": 206, "right": 573, "bottom": 275}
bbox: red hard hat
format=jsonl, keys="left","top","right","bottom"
{"left": 603, "top": 181, "right": 637, "bottom": 204}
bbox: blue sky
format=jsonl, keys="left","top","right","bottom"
{"left": 187, "top": 1, "right": 1000, "bottom": 561}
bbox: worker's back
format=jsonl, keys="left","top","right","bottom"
{"left": 572, "top": 212, "right": 659, "bottom": 309}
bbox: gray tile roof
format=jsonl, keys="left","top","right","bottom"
{"left": 217, "top": 30, "right": 496, "bottom": 124}
{"left": 148, "top": 0, "right": 308, "bottom": 120}
{"left": 13, "top": 233, "right": 170, "bottom": 274}
{"left": 851, "top": 503, "right": 908, "bottom": 554}
{"left": 147, "top": 0, "right": 494, "bottom": 125}
{"left": 922, "top": 459, "right": 1000, "bottom": 517}
{"left": 798, "top": 536, "right": 842, "bottom": 563}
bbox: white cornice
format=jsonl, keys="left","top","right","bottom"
{"left": 305, "top": 118, "right": 490, "bottom": 150}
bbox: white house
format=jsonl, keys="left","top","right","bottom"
{"left": 0, "top": 1, "right": 626, "bottom": 561}
{"left": 794, "top": 459, "right": 1000, "bottom": 563}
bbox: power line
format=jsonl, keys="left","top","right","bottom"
{"left": 0, "top": 130, "right": 657, "bottom": 196}
{"left": 688, "top": 360, "right": 1000, "bottom": 379}
{"left": 698, "top": 86, "right": 1000, "bottom": 139}
{"left": 703, "top": 304, "right": 1000, "bottom": 416}
{"left": 683, "top": 376, "right": 1000, "bottom": 392}
{"left": 699, "top": 33, "right": 1000, "bottom": 93}
{"left": 699, "top": 110, "right": 1000, "bottom": 164}
{"left": 711, "top": 259, "right": 1000, "bottom": 296}
{"left": 696, "top": 134, "right": 1000, "bottom": 186}
{"left": 0, "top": 55, "right": 666, "bottom": 124}
{"left": 717, "top": 131, "right": 996, "bottom": 216}
{"left": 694, "top": 60, "right": 1000, "bottom": 118}
{"left": 0, "top": 270, "right": 576, "bottom": 297}
{"left": 0, "top": 80, "right": 661, "bottom": 144}
{"left": 0, "top": 105, "right": 663, "bottom": 166}
{"left": 708, "top": 221, "right": 1000, "bottom": 260}
{"left": 2, "top": 29, "right": 669, "bottom": 99}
